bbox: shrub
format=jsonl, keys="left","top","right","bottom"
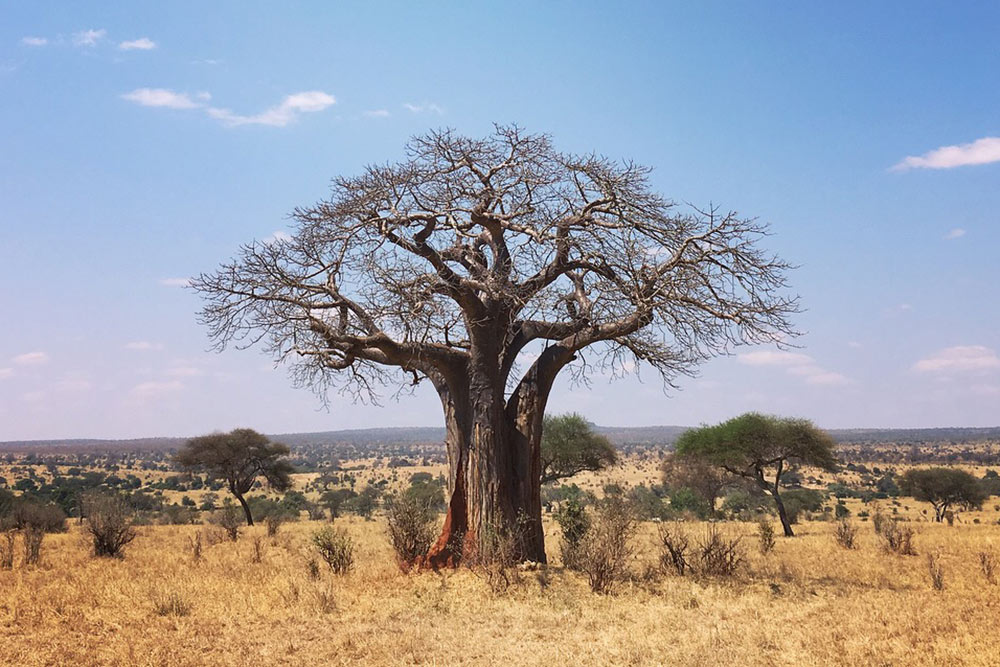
{"left": 385, "top": 493, "right": 437, "bottom": 572}
{"left": 576, "top": 498, "right": 636, "bottom": 594}
{"left": 465, "top": 520, "right": 525, "bottom": 595}
{"left": 84, "top": 491, "right": 137, "bottom": 558}
{"left": 656, "top": 522, "right": 690, "bottom": 576}
{"left": 22, "top": 527, "right": 44, "bottom": 565}
{"left": 264, "top": 513, "right": 286, "bottom": 537}
{"left": 10, "top": 499, "right": 67, "bottom": 533}
{"left": 978, "top": 550, "right": 997, "bottom": 584}
{"left": 695, "top": 525, "right": 744, "bottom": 577}
{"left": 189, "top": 531, "right": 203, "bottom": 562}
{"left": 0, "top": 525, "right": 15, "bottom": 569}
{"left": 312, "top": 526, "right": 354, "bottom": 574}
{"left": 152, "top": 590, "right": 193, "bottom": 617}
{"left": 251, "top": 536, "right": 266, "bottom": 563}
{"left": 834, "top": 519, "right": 858, "bottom": 549}
{"left": 877, "top": 518, "right": 916, "bottom": 556}
{"left": 927, "top": 551, "right": 945, "bottom": 590}
{"left": 215, "top": 504, "right": 242, "bottom": 541}
{"left": 757, "top": 519, "right": 775, "bottom": 554}
{"left": 554, "top": 497, "right": 591, "bottom": 570}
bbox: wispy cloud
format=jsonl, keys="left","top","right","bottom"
{"left": 119, "top": 37, "right": 156, "bottom": 51}
{"left": 0, "top": 368, "right": 12, "bottom": 379}
{"left": 124, "top": 88, "right": 336, "bottom": 127}
{"left": 166, "top": 366, "right": 204, "bottom": 378}
{"left": 21, "top": 36, "right": 48, "bottom": 46}
{"left": 403, "top": 102, "right": 444, "bottom": 115}
{"left": 364, "top": 109, "right": 390, "bottom": 118}
{"left": 73, "top": 28, "right": 106, "bottom": 47}
{"left": 893, "top": 136, "right": 1000, "bottom": 171}
{"left": 738, "top": 349, "right": 849, "bottom": 386}
{"left": 12, "top": 351, "right": 49, "bottom": 366}
{"left": 206, "top": 91, "right": 335, "bottom": 127}
{"left": 737, "top": 350, "right": 813, "bottom": 367}
{"left": 159, "top": 277, "right": 191, "bottom": 287}
{"left": 125, "top": 341, "right": 164, "bottom": 351}
{"left": 122, "top": 88, "right": 200, "bottom": 109}
{"left": 264, "top": 230, "right": 292, "bottom": 244}
{"left": 55, "top": 377, "right": 92, "bottom": 392}
{"left": 944, "top": 228, "right": 966, "bottom": 240}
{"left": 913, "top": 345, "right": 1000, "bottom": 374}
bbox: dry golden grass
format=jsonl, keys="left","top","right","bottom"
{"left": 2, "top": 516, "right": 1000, "bottom": 666}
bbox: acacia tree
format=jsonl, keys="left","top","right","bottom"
{"left": 192, "top": 127, "right": 797, "bottom": 566}
{"left": 660, "top": 451, "right": 736, "bottom": 515}
{"left": 175, "top": 428, "right": 294, "bottom": 526}
{"left": 899, "top": 467, "right": 986, "bottom": 522}
{"left": 541, "top": 413, "right": 618, "bottom": 484}
{"left": 674, "top": 413, "right": 836, "bottom": 536}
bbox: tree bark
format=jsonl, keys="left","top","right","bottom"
{"left": 419, "top": 343, "right": 573, "bottom": 569}
{"left": 235, "top": 492, "right": 254, "bottom": 526}
{"left": 771, "top": 487, "right": 794, "bottom": 537}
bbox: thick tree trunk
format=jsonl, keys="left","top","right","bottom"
{"left": 419, "top": 344, "right": 573, "bottom": 569}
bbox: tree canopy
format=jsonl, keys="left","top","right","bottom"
{"left": 192, "top": 126, "right": 798, "bottom": 565}
{"left": 540, "top": 413, "right": 618, "bottom": 484}
{"left": 674, "top": 413, "right": 836, "bottom": 536}
{"left": 175, "top": 428, "right": 294, "bottom": 526}
{"left": 899, "top": 467, "right": 987, "bottom": 522}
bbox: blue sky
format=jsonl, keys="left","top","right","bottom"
{"left": 2, "top": 2, "right": 998, "bottom": 440}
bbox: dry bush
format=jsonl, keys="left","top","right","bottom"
{"left": 656, "top": 522, "right": 691, "bottom": 576}
{"left": 151, "top": 590, "right": 193, "bottom": 617}
{"left": 312, "top": 526, "right": 354, "bottom": 574}
{"left": 84, "top": 491, "right": 137, "bottom": 558}
{"left": 385, "top": 494, "right": 437, "bottom": 572}
{"left": 306, "top": 557, "right": 321, "bottom": 580}
{"left": 215, "top": 505, "right": 242, "bottom": 542}
{"left": 554, "top": 497, "right": 590, "bottom": 571}
{"left": 189, "top": 531, "right": 202, "bottom": 562}
{"left": 251, "top": 536, "right": 266, "bottom": 563}
{"left": 978, "top": 550, "right": 996, "bottom": 584}
{"left": 871, "top": 504, "right": 888, "bottom": 535}
{"left": 877, "top": 518, "right": 916, "bottom": 556}
{"left": 465, "top": 524, "right": 523, "bottom": 595}
{"left": 695, "top": 525, "right": 744, "bottom": 577}
{"left": 264, "top": 513, "right": 286, "bottom": 537}
{"left": 576, "top": 499, "right": 637, "bottom": 594}
{"left": 757, "top": 519, "right": 776, "bottom": 554}
{"left": 1, "top": 525, "right": 16, "bottom": 569}
{"left": 834, "top": 518, "right": 858, "bottom": 549}
{"left": 22, "top": 526, "right": 44, "bottom": 566}
{"left": 203, "top": 526, "right": 226, "bottom": 547}
{"left": 927, "top": 551, "right": 945, "bottom": 590}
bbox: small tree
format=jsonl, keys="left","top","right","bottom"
{"left": 83, "top": 491, "right": 137, "bottom": 558}
{"left": 540, "top": 413, "right": 618, "bottom": 484}
{"left": 175, "top": 428, "right": 294, "bottom": 526}
{"left": 674, "top": 413, "right": 837, "bottom": 537}
{"left": 899, "top": 467, "right": 987, "bottom": 522}
{"left": 660, "top": 453, "right": 734, "bottom": 516}
{"left": 385, "top": 493, "right": 438, "bottom": 571}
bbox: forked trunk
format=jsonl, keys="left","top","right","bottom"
{"left": 771, "top": 488, "right": 793, "bottom": 537}
{"left": 235, "top": 492, "right": 254, "bottom": 526}
{"left": 419, "top": 345, "right": 573, "bottom": 569}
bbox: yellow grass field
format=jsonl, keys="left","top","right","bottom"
{"left": 3, "top": 515, "right": 1000, "bottom": 666}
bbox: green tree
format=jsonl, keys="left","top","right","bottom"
{"left": 674, "top": 413, "right": 837, "bottom": 537}
{"left": 540, "top": 413, "right": 618, "bottom": 484}
{"left": 899, "top": 467, "right": 987, "bottom": 522}
{"left": 174, "top": 428, "right": 294, "bottom": 526}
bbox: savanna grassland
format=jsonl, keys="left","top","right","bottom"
{"left": 3, "top": 443, "right": 1000, "bottom": 667}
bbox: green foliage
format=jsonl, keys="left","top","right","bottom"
{"left": 385, "top": 492, "right": 438, "bottom": 571}
{"left": 554, "top": 496, "right": 591, "bottom": 569}
{"left": 540, "top": 413, "right": 618, "bottom": 484}
{"left": 899, "top": 467, "right": 987, "bottom": 521}
{"left": 781, "top": 488, "right": 825, "bottom": 524}
{"left": 669, "top": 487, "right": 711, "bottom": 519}
{"left": 312, "top": 526, "right": 354, "bottom": 574}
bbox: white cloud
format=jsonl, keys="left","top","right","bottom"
{"left": 893, "top": 136, "right": 1000, "bottom": 171}
{"left": 847, "top": 341, "right": 863, "bottom": 349}
{"left": 159, "top": 277, "right": 191, "bottom": 287}
{"left": 55, "top": 378, "right": 92, "bottom": 392}
{"left": 737, "top": 350, "right": 813, "bottom": 367}
{"left": 73, "top": 28, "right": 106, "bottom": 47}
{"left": 125, "top": 341, "right": 164, "bottom": 351}
{"left": 803, "top": 371, "right": 849, "bottom": 386}
{"left": 0, "top": 368, "right": 12, "bottom": 379}
{"left": 913, "top": 345, "right": 1000, "bottom": 374}
{"left": 264, "top": 230, "right": 292, "bottom": 244}
{"left": 364, "top": 109, "right": 390, "bottom": 118}
{"left": 403, "top": 102, "right": 444, "bottom": 114}
{"left": 119, "top": 37, "right": 156, "bottom": 51}
{"left": 122, "top": 88, "right": 200, "bottom": 110}
{"left": 207, "top": 91, "right": 335, "bottom": 127}
{"left": 13, "top": 351, "right": 49, "bottom": 366}
{"left": 944, "top": 228, "right": 966, "bottom": 240}
{"left": 130, "top": 380, "right": 183, "bottom": 399}
{"left": 21, "top": 36, "right": 48, "bottom": 46}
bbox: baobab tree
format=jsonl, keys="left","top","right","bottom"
{"left": 192, "top": 126, "right": 797, "bottom": 566}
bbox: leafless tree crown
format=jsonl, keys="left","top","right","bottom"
{"left": 193, "top": 125, "right": 798, "bottom": 400}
